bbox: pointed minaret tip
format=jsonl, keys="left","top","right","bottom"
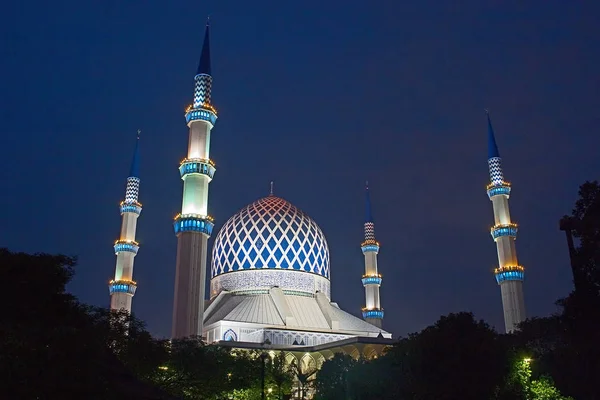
{"left": 129, "top": 130, "right": 141, "bottom": 178}
{"left": 269, "top": 181, "right": 274, "bottom": 196}
{"left": 365, "top": 182, "right": 374, "bottom": 223}
{"left": 197, "top": 19, "right": 212, "bottom": 76}
{"left": 486, "top": 109, "right": 501, "bottom": 160}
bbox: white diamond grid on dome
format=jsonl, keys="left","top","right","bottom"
{"left": 211, "top": 196, "right": 330, "bottom": 279}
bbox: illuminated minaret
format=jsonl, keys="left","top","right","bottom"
{"left": 172, "top": 21, "right": 218, "bottom": 339}
{"left": 485, "top": 111, "right": 526, "bottom": 333}
{"left": 109, "top": 131, "right": 142, "bottom": 313}
{"left": 361, "top": 182, "right": 384, "bottom": 328}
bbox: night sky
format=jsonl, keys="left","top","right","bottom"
{"left": 2, "top": 1, "right": 600, "bottom": 339}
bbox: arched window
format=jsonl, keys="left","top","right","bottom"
{"left": 223, "top": 329, "right": 237, "bottom": 341}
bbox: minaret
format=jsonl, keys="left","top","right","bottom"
{"left": 361, "top": 182, "right": 384, "bottom": 328}
{"left": 109, "top": 131, "right": 142, "bottom": 313}
{"left": 172, "top": 21, "right": 217, "bottom": 339}
{"left": 485, "top": 111, "right": 526, "bottom": 333}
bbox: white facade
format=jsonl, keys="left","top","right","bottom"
{"left": 204, "top": 194, "right": 392, "bottom": 346}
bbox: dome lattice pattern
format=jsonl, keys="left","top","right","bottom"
{"left": 211, "top": 196, "right": 330, "bottom": 279}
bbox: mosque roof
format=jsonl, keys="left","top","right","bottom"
{"left": 211, "top": 196, "right": 330, "bottom": 287}
{"left": 203, "top": 289, "right": 389, "bottom": 336}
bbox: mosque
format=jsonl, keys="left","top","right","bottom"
{"left": 108, "top": 20, "right": 527, "bottom": 376}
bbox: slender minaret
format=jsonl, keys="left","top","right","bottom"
{"left": 361, "top": 182, "right": 384, "bottom": 328}
{"left": 109, "top": 131, "right": 142, "bottom": 313}
{"left": 172, "top": 21, "right": 217, "bottom": 339}
{"left": 485, "top": 111, "right": 526, "bottom": 333}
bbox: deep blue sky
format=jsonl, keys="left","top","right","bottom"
{"left": 2, "top": 1, "right": 599, "bottom": 339}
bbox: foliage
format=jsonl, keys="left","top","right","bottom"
{"left": 0, "top": 248, "right": 173, "bottom": 399}
{"left": 153, "top": 339, "right": 260, "bottom": 399}
{"left": 511, "top": 181, "right": 600, "bottom": 400}
{"left": 497, "top": 357, "right": 573, "bottom": 400}
{"left": 314, "top": 353, "right": 357, "bottom": 400}
{"left": 268, "top": 351, "right": 294, "bottom": 399}
{"left": 569, "top": 180, "right": 600, "bottom": 294}
{"left": 290, "top": 360, "right": 318, "bottom": 400}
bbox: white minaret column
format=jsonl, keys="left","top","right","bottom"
{"left": 109, "top": 132, "right": 142, "bottom": 313}
{"left": 486, "top": 111, "right": 526, "bottom": 333}
{"left": 361, "top": 182, "right": 384, "bottom": 328}
{"left": 172, "top": 21, "right": 218, "bottom": 339}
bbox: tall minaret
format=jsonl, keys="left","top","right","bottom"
{"left": 361, "top": 182, "right": 384, "bottom": 328}
{"left": 485, "top": 111, "right": 526, "bottom": 333}
{"left": 109, "top": 131, "right": 142, "bottom": 313}
{"left": 172, "top": 21, "right": 217, "bottom": 339}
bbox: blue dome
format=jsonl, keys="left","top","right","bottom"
{"left": 211, "top": 196, "right": 330, "bottom": 280}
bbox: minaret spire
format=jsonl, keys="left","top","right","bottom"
{"left": 197, "top": 20, "right": 211, "bottom": 76}
{"left": 109, "top": 132, "right": 142, "bottom": 313}
{"left": 361, "top": 182, "right": 384, "bottom": 328}
{"left": 485, "top": 111, "right": 526, "bottom": 333}
{"left": 172, "top": 19, "right": 219, "bottom": 339}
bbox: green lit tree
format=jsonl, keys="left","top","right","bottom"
{"left": 269, "top": 352, "right": 293, "bottom": 399}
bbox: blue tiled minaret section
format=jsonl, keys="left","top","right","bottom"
{"left": 193, "top": 23, "right": 213, "bottom": 109}
{"left": 487, "top": 113, "right": 505, "bottom": 186}
{"left": 361, "top": 182, "right": 383, "bottom": 327}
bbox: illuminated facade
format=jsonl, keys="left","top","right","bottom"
{"left": 486, "top": 112, "right": 526, "bottom": 333}
{"left": 204, "top": 193, "right": 392, "bottom": 346}
{"left": 168, "top": 25, "right": 394, "bottom": 390}
{"left": 361, "top": 183, "right": 383, "bottom": 328}
{"left": 171, "top": 22, "right": 217, "bottom": 339}
{"left": 109, "top": 132, "right": 142, "bottom": 313}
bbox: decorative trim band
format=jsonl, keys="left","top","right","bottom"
{"left": 114, "top": 240, "right": 139, "bottom": 255}
{"left": 109, "top": 279, "right": 137, "bottom": 295}
{"left": 179, "top": 158, "right": 216, "bottom": 179}
{"left": 173, "top": 214, "right": 215, "bottom": 235}
{"left": 491, "top": 223, "right": 518, "bottom": 240}
{"left": 362, "top": 309, "right": 384, "bottom": 319}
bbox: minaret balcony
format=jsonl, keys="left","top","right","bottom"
{"left": 490, "top": 223, "right": 518, "bottom": 240}
{"left": 185, "top": 104, "right": 217, "bottom": 125}
{"left": 362, "top": 274, "right": 382, "bottom": 285}
{"left": 362, "top": 308, "right": 384, "bottom": 319}
{"left": 120, "top": 201, "right": 142, "bottom": 215}
{"left": 114, "top": 240, "right": 140, "bottom": 255}
{"left": 179, "top": 158, "right": 216, "bottom": 179}
{"left": 494, "top": 265, "right": 524, "bottom": 284}
{"left": 109, "top": 279, "right": 137, "bottom": 295}
{"left": 173, "top": 213, "right": 215, "bottom": 236}
{"left": 361, "top": 239, "right": 380, "bottom": 254}
{"left": 487, "top": 182, "right": 512, "bottom": 199}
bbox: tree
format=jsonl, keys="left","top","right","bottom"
{"left": 0, "top": 248, "right": 174, "bottom": 399}
{"left": 569, "top": 180, "right": 600, "bottom": 294}
{"left": 314, "top": 353, "right": 356, "bottom": 400}
{"left": 386, "top": 312, "right": 509, "bottom": 400}
{"left": 269, "top": 352, "right": 293, "bottom": 399}
{"left": 290, "top": 360, "right": 318, "bottom": 400}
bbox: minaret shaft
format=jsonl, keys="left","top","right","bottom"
{"left": 110, "top": 138, "right": 141, "bottom": 314}
{"left": 172, "top": 23, "right": 217, "bottom": 339}
{"left": 486, "top": 113, "right": 526, "bottom": 333}
{"left": 361, "top": 185, "right": 384, "bottom": 329}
